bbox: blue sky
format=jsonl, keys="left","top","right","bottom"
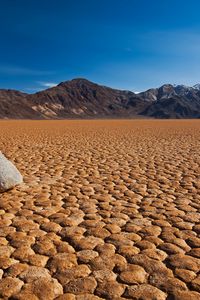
{"left": 1, "top": 0, "right": 200, "bottom": 93}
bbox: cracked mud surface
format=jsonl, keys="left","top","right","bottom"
{"left": 0, "top": 119, "right": 199, "bottom": 300}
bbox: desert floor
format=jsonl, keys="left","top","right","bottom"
{"left": 0, "top": 120, "right": 200, "bottom": 300}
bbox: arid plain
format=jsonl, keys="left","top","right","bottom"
{"left": 0, "top": 120, "right": 200, "bottom": 300}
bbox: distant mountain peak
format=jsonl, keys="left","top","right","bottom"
{"left": 59, "top": 78, "right": 94, "bottom": 85}
{"left": 58, "top": 78, "right": 100, "bottom": 89}
{"left": 71, "top": 78, "right": 92, "bottom": 82}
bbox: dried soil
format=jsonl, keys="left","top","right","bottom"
{"left": 0, "top": 120, "right": 199, "bottom": 300}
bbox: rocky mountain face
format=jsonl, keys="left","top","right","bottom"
{"left": 28, "top": 79, "right": 149, "bottom": 118}
{"left": 0, "top": 79, "right": 200, "bottom": 119}
{"left": 138, "top": 84, "right": 200, "bottom": 118}
{"left": 0, "top": 89, "right": 42, "bottom": 119}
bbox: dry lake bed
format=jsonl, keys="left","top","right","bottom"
{"left": 0, "top": 120, "right": 200, "bottom": 299}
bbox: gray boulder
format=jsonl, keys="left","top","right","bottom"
{"left": 0, "top": 152, "right": 23, "bottom": 192}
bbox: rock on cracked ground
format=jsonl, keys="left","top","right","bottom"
{"left": 0, "top": 119, "right": 200, "bottom": 300}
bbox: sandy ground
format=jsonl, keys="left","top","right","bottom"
{"left": 0, "top": 120, "right": 200, "bottom": 300}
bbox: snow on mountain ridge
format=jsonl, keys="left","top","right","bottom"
{"left": 193, "top": 84, "right": 200, "bottom": 90}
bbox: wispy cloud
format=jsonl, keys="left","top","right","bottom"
{"left": 136, "top": 30, "right": 200, "bottom": 57}
{"left": 0, "top": 65, "right": 54, "bottom": 76}
{"left": 37, "top": 81, "right": 58, "bottom": 88}
{"left": 124, "top": 47, "right": 132, "bottom": 52}
{"left": 23, "top": 81, "right": 58, "bottom": 94}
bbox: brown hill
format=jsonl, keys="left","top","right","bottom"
{"left": 28, "top": 78, "right": 149, "bottom": 118}
{"left": 0, "top": 89, "right": 42, "bottom": 119}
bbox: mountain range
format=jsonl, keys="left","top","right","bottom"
{"left": 1, "top": 78, "right": 200, "bottom": 119}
